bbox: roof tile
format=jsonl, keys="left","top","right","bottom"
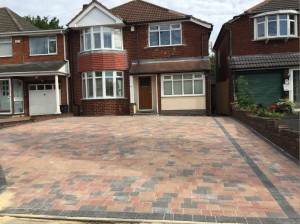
{"left": 0, "top": 7, "right": 39, "bottom": 33}
{"left": 130, "top": 59, "right": 211, "bottom": 75}
{"left": 111, "top": 0, "right": 211, "bottom": 25}
{"left": 229, "top": 53, "right": 300, "bottom": 70}
{"left": 246, "top": 0, "right": 299, "bottom": 14}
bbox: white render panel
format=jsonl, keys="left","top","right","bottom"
{"left": 76, "top": 7, "right": 116, "bottom": 27}
{"left": 161, "top": 96, "right": 206, "bottom": 110}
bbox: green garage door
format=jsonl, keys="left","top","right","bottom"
{"left": 236, "top": 72, "right": 282, "bottom": 108}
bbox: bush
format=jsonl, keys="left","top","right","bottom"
{"left": 235, "top": 76, "right": 256, "bottom": 109}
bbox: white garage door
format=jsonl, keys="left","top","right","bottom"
{"left": 29, "top": 84, "right": 61, "bottom": 116}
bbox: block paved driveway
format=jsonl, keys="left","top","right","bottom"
{"left": 0, "top": 116, "right": 299, "bottom": 224}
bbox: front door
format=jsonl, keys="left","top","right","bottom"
{"left": 0, "top": 79, "right": 11, "bottom": 114}
{"left": 13, "top": 79, "right": 24, "bottom": 114}
{"left": 292, "top": 70, "right": 300, "bottom": 109}
{"left": 139, "top": 77, "right": 152, "bottom": 110}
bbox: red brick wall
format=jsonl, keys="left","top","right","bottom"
{"left": 81, "top": 99, "right": 130, "bottom": 116}
{"left": 79, "top": 52, "right": 127, "bottom": 72}
{"left": 0, "top": 34, "right": 65, "bottom": 65}
{"left": 230, "top": 15, "right": 300, "bottom": 55}
{"left": 233, "top": 110, "right": 299, "bottom": 160}
{"left": 123, "top": 21, "right": 210, "bottom": 62}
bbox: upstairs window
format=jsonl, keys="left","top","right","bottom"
{"left": 80, "top": 27, "right": 123, "bottom": 51}
{"left": 254, "top": 13, "right": 298, "bottom": 40}
{"left": 149, "top": 23, "right": 182, "bottom": 47}
{"left": 0, "top": 37, "right": 12, "bottom": 57}
{"left": 30, "top": 36, "right": 57, "bottom": 55}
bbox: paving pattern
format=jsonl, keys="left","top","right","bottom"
{"left": 0, "top": 116, "right": 299, "bottom": 223}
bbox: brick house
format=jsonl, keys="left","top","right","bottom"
{"left": 68, "top": 0, "right": 213, "bottom": 116}
{"left": 213, "top": 0, "right": 300, "bottom": 115}
{"left": 0, "top": 8, "right": 70, "bottom": 116}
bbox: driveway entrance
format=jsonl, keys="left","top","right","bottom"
{"left": 0, "top": 116, "right": 299, "bottom": 223}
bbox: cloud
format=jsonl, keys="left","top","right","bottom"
{"left": 0, "top": 0, "right": 263, "bottom": 44}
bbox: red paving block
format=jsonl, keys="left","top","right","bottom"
{"left": 0, "top": 116, "right": 299, "bottom": 222}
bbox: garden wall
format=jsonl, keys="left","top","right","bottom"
{"left": 233, "top": 110, "right": 299, "bottom": 160}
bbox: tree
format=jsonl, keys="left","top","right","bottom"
{"left": 24, "top": 15, "right": 63, "bottom": 29}
{"left": 209, "top": 54, "right": 216, "bottom": 77}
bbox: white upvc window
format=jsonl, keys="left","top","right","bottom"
{"left": 0, "top": 37, "right": 12, "bottom": 57}
{"left": 82, "top": 71, "right": 124, "bottom": 99}
{"left": 29, "top": 36, "right": 57, "bottom": 55}
{"left": 254, "top": 13, "right": 298, "bottom": 40}
{"left": 80, "top": 26, "right": 123, "bottom": 52}
{"left": 162, "top": 73, "right": 205, "bottom": 97}
{"left": 149, "top": 23, "right": 182, "bottom": 47}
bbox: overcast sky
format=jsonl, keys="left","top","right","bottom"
{"left": 0, "top": 0, "right": 263, "bottom": 46}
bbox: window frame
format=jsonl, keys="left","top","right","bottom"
{"left": 82, "top": 71, "right": 124, "bottom": 99}
{"left": 29, "top": 36, "right": 57, "bottom": 56}
{"left": 149, "top": 23, "right": 182, "bottom": 47}
{"left": 161, "top": 73, "right": 205, "bottom": 97}
{"left": 254, "top": 13, "right": 298, "bottom": 40}
{"left": 0, "top": 37, "right": 12, "bottom": 57}
{"left": 80, "top": 26, "right": 123, "bottom": 52}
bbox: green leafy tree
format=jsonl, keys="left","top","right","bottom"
{"left": 209, "top": 54, "right": 216, "bottom": 77}
{"left": 24, "top": 15, "right": 63, "bottom": 29}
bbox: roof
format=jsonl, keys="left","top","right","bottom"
{"left": 0, "top": 7, "right": 39, "bottom": 33}
{"left": 245, "top": 0, "right": 299, "bottom": 14}
{"left": 0, "top": 61, "right": 67, "bottom": 74}
{"left": 129, "top": 58, "right": 211, "bottom": 75}
{"left": 229, "top": 52, "right": 300, "bottom": 70}
{"left": 111, "top": 0, "right": 211, "bottom": 25}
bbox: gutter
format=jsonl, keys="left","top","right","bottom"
{"left": 0, "top": 29, "right": 66, "bottom": 37}
{"left": 0, "top": 71, "right": 69, "bottom": 77}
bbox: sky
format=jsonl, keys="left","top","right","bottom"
{"left": 0, "top": 0, "right": 263, "bottom": 46}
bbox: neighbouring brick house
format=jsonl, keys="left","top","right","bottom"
{"left": 0, "top": 8, "right": 70, "bottom": 116}
{"left": 68, "top": 0, "right": 213, "bottom": 116}
{"left": 213, "top": 0, "right": 300, "bottom": 115}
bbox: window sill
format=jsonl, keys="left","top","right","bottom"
{"left": 80, "top": 49, "right": 125, "bottom": 54}
{"left": 146, "top": 44, "right": 185, "bottom": 49}
{"left": 30, "top": 53, "right": 58, "bottom": 56}
{"left": 0, "top": 55, "right": 13, "bottom": 58}
{"left": 81, "top": 97, "right": 127, "bottom": 100}
{"left": 253, "top": 36, "right": 299, "bottom": 43}
{"left": 162, "top": 94, "right": 205, "bottom": 98}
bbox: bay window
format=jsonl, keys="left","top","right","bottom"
{"left": 149, "top": 23, "right": 182, "bottom": 47}
{"left": 30, "top": 36, "right": 57, "bottom": 55}
{"left": 80, "top": 27, "right": 123, "bottom": 51}
{"left": 0, "top": 37, "right": 12, "bottom": 57}
{"left": 254, "top": 13, "right": 298, "bottom": 40}
{"left": 162, "top": 73, "right": 205, "bottom": 96}
{"left": 82, "top": 71, "right": 124, "bottom": 99}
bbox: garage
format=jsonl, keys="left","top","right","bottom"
{"left": 29, "top": 84, "right": 61, "bottom": 116}
{"left": 236, "top": 72, "right": 282, "bottom": 108}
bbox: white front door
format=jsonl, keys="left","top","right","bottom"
{"left": 29, "top": 84, "right": 61, "bottom": 116}
{"left": 13, "top": 79, "right": 24, "bottom": 114}
{"left": 0, "top": 79, "right": 11, "bottom": 114}
{"left": 290, "top": 69, "right": 300, "bottom": 110}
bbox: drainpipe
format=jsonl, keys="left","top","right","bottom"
{"left": 229, "top": 29, "right": 232, "bottom": 58}
{"left": 67, "top": 28, "right": 75, "bottom": 113}
{"left": 136, "top": 25, "right": 140, "bottom": 64}
{"left": 61, "top": 30, "right": 71, "bottom": 109}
